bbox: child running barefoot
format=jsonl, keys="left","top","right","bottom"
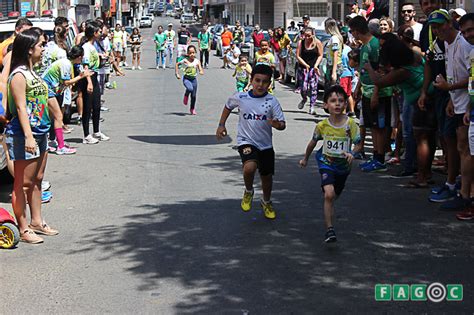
{"left": 233, "top": 55, "right": 252, "bottom": 92}
{"left": 299, "top": 85, "right": 361, "bottom": 243}
{"left": 175, "top": 45, "right": 204, "bottom": 115}
{"left": 216, "top": 64, "right": 286, "bottom": 219}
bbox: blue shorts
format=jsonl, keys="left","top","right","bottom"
{"left": 5, "top": 134, "right": 48, "bottom": 161}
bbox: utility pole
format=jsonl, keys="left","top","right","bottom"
{"left": 117, "top": 0, "right": 122, "bottom": 25}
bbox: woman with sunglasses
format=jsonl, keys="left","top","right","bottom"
{"left": 296, "top": 27, "right": 323, "bottom": 115}
{"left": 4, "top": 29, "right": 59, "bottom": 244}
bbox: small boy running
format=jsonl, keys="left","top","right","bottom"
{"left": 299, "top": 85, "right": 361, "bottom": 243}
{"left": 233, "top": 55, "right": 252, "bottom": 92}
{"left": 216, "top": 64, "right": 286, "bottom": 219}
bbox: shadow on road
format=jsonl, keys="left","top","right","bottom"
{"left": 67, "top": 153, "right": 474, "bottom": 313}
{"left": 128, "top": 135, "right": 232, "bottom": 145}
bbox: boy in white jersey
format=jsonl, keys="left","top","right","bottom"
{"left": 299, "top": 85, "right": 361, "bottom": 243}
{"left": 216, "top": 64, "right": 286, "bottom": 219}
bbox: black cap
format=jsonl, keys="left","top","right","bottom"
{"left": 303, "top": 14, "right": 310, "bottom": 21}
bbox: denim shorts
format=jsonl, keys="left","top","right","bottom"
{"left": 5, "top": 134, "right": 48, "bottom": 161}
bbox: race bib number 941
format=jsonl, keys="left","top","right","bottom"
{"left": 322, "top": 136, "right": 350, "bottom": 158}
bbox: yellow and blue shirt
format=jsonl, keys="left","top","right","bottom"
{"left": 313, "top": 117, "right": 360, "bottom": 174}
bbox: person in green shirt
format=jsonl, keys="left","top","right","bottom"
{"left": 197, "top": 24, "right": 211, "bottom": 68}
{"left": 366, "top": 37, "right": 437, "bottom": 188}
{"left": 154, "top": 25, "right": 167, "bottom": 69}
{"left": 349, "top": 16, "right": 392, "bottom": 172}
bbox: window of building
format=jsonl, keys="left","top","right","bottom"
{"left": 292, "top": 2, "right": 327, "bottom": 17}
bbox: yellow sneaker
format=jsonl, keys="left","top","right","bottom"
{"left": 261, "top": 200, "right": 276, "bottom": 220}
{"left": 241, "top": 190, "right": 254, "bottom": 212}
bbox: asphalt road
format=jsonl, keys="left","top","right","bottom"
{"left": 1, "top": 17, "right": 473, "bottom": 314}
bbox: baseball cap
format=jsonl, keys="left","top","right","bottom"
{"left": 168, "top": 23, "right": 173, "bottom": 27}
{"left": 428, "top": 9, "right": 451, "bottom": 24}
{"left": 449, "top": 8, "right": 467, "bottom": 17}
{"left": 302, "top": 14, "right": 310, "bottom": 21}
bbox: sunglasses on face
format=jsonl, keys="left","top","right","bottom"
{"left": 402, "top": 9, "right": 414, "bottom": 13}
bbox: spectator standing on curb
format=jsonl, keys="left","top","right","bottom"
{"left": 130, "top": 27, "right": 142, "bottom": 70}
{"left": 349, "top": 16, "right": 392, "bottom": 172}
{"left": 233, "top": 21, "right": 245, "bottom": 48}
{"left": 164, "top": 23, "right": 176, "bottom": 68}
{"left": 154, "top": 25, "right": 167, "bottom": 69}
{"left": 112, "top": 24, "right": 124, "bottom": 67}
{"left": 220, "top": 25, "right": 233, "bottom": 58}
{"left": 456, "top": 13, "right": 474, "bottom": 220}
{"left": 401, "top": 2, "right": 423, "bottom": 42}
{"left": 177, "top": 24, "right": 192, "bottom": 59}
{"left": 121, "top": 26, "right": 129, "bottom": 67}
{"left": 5, "top": 29, "right": 59, "bottom": 244}
{"left": 429, "top": 9, "right": 472, "bottom": 211}
{"left": 418, "top": 0, "right": 459, "bottom": 204}
{"left": 252, "top": 24, "right": 265, "bottom": 51}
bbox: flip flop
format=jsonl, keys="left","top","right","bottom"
{"left": 403, "top": 180, "right": 429, "bottom": 189}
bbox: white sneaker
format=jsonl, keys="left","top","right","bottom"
{"left": 93, "top": 132, "right": 110, "bottom": 141}
{"left": 55, "top": 146, "right": 77, "bottom": 155}
{"left": 131, "top": 66, "right": 135, "bottom": 70}
{"left": 138, "top": 66, "right": 142, "bottom": 70}
{"left": 124, "top": 62, "right": 128, "bottom": 67}
{"left": 83, "top": 135, "right": 99, "bottom": 144}
{"left": 156, "top": 66, "right": 160, "bottom": 70}
{"left": 162, "top": 65, "right": 166, "bottom": 69}
{"left": 41, "top": 181, "right": 51, "bottom": 192}
{"left": 310, "top": 107, "right": 316, "bottom": 115}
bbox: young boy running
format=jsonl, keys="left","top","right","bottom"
{"left": 299, "top": 85, "right": 361, "bottom": 243}
{"left": 233, "top": 55, "right": 252, "bottom": 92}
{"left": 216, "top": 64, "right": 286, "bottom": 219}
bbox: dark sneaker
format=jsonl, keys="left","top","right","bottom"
{"left": 324, "top": 228, "right": 337, "bottom": 243}
{"left": 439, "top": 196, "right": 470, "bottom": 211}
{"left": 297, "top": 99, "right": 306, "bottom": 109}
{"left": 429, "top": 185, "right": 457, "bottom": 203}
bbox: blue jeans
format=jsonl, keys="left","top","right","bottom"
{"left": 166, "top": 44, "right": 173, "bottom": 66}
{"left": 183, "top": 76, "right": 198, "bottom": 110}
{"left": 402, "top": 98, "right": 416, "bottom": 172}
{"left": 156, "top": 50, "right": 166, "bottom": 67}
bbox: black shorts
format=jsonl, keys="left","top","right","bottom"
{"left": 238, "top": 144, "right": 275, "bottom": 176}
{"left": 413, "top": 102, "right": 437, "bottom": 131}
{"left": 453, "top": 113, "right": 466, "bottom": 129}
{"left": 320, "top": 169, "right": 349, "bottom": 196}
{"left": 362, "top": 96, "right": 391, "bottom": 129}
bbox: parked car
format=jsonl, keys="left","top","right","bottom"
{"left": 180, "top": 13, "right": 195, "bottom": 24}
{"left": 139, "top": 16, "right": 153, "bottom": 28}
{"left": 165, "top": 10, "right": 173, "bottom": 17}
{"left": 210, "top": 24, "right": 223, "bottom": 50}
{"left": 284, "top": 30, "right": 331, "bottom": 86}
{"left": 240, "top": 26, "right": 254, "bottom": 64}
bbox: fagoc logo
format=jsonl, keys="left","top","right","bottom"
{"left": 375, "top": 283, "right": 463, "bottom": 302}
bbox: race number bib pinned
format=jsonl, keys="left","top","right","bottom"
{"left": 322, "top": 136, "right": 350, "bottom": 158}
